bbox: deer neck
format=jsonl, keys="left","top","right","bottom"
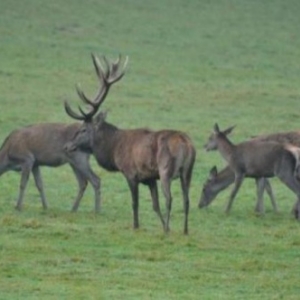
{"left": 93, "top": 122, "right": 119, "bottom": 171}
{"left": 216, "top": 136, "right": 235, "bottom": 164}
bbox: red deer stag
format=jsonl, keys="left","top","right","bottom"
{"left": 204, "top": 124, "right": 300, "bottom": 218}
{"left": 0, "top": 54, "right": 126, "bottom": 212}
{"left": 200, "top": 130, "right": 300, "bottom": 212}
{"left": 64, "top": 54, "right": 196, "bottom": 234}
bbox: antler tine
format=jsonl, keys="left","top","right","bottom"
{"left": 75, "top": 84, "right": 101, "bottom": 109}
{"left": 107, "top": 55, "right": 129, "bottom": 84}
{"left": 65, "top": 53, "right": 128, "bottom": 122}
{"left": 64, "top": 101, "right": 86, "bottom": 121}
{"left": 78, "top": 105, "right": 94, "bottom": 120}
{"left": 91, "top": 53, "right": 108, "bottom": 82}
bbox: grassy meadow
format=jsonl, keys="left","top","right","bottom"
{"left": 1, "top": 0, "right": 300, "bottom": 298}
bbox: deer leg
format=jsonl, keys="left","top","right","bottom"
{"left": 225, "top": 173, "right": 245, "bottom": 214}
{"left": 255, "top": 178, "right": 265, "bottom": 214}
{"left": 264, "top": 178, "right": 278, "bottom": 212}
{"left": 277, "top": 170, "right": 300, "bottom": 220}
{"left": 160, "top": 174, "right": 172, "bottom": 234}
{"left": 148, "top": 180, "right": 165, "bottom": 229}
{"left": 70, "top": 166, "right": 88, "bottom": 212}
{"left": 127, "top": 179, "right": 139, "bottom": 229}
{"left": 69, "top": 154, "right": 101, "bottom": 213}
{"left": 32, "top": 166, "right": 48, "bottom": 210}
{"left": 15, "top": 161, "right": 33, "bottom": 211}
{"left": 180, "top": 172, "right": 190, "bottom": 235}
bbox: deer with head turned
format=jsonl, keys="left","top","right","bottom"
{"left": 64, "top": 54, "right": 196, "bottom": 234}
{"left": 204, "top": 124, "right": 300, "bottom": 218}
{"left": 0, "top": 54, "right": 126, "bottom": 212}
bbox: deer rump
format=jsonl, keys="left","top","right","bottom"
{"left": 106, "top": 129, "right": 194, "bottom": 183}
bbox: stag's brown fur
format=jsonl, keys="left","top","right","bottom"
{"left": 65, "top": 55, "right": 196, "bottom": 234}
{"left": 65, "top": 116, "right": 196, "bottom": 234}
{"left": 0, "top": 122, "right": 100, "bottom": 211}
{"left": 64, "top": 53, "right": 195, "bottom": 234}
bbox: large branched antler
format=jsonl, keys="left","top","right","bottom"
{"left": 64, "top": 54, "right": 128, "bottom": 121}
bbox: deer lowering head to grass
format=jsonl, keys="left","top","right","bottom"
{"left": 199, "top": 165, "right": 277, "bottom": 213}
{"left": 203, "top": 124, "right": 300, "bottom": 219}
{"left": 200, "top": 130, "right": 300, "bottom": 212}
{"left": 0, "top": 54, "right": 126, "bottom": 212}
{"left": 64, "top": 54, "right": 196, "bottom": 234}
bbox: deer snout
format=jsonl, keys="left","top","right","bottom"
{"left": 203, "top": 143, "right": 210, "bottom": 152}
{"left": 64, "top": 142, "right": 77, "bottom": 153}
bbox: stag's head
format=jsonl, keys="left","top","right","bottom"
{"left": 64, "top": 53, "right": 128, "bottom": 153}
{"left": 65, "top": 111, "right": 107, "bottom": 153}
{"left": 204, "top": 124, "right": 235, "bottom": 151}
{"left": 199, "top": 166, "right": 219, "bottom": 208}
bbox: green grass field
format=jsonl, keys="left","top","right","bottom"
{"left": 1, "top": 0, "right": 300, "bottom": 299}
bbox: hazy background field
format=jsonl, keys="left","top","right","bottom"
{"left": 1, "top": 0, "right": 300, "bottom": 299}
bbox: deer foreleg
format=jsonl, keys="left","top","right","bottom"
{"left": 225, "top": 173, "right": 245, "bottom": 214}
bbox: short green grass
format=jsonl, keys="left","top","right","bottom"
{"left": 1, "top": 0, "right": 300, "bottom": 299}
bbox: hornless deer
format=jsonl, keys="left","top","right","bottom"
{"left": 0, "top": 54, "right": 127, "bottom": 212}
{"left": 0, "top": 123, "right": 100, "bottom": 211}
{"left": 199, "top": 130, "right": 300, "bottom": 212}
{"left": 199, "top": 165, "right": 277, "bottom": 213}
{"left": 64, "top": 54, "right": 196, "bottom": 234}
{"left": 204, "top": 124, "right": 300, "bottom": 218}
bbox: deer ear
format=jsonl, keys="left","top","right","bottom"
{"left": 223, "top": 125, "right": 235, "bottom": 136}
{"left": 209, "top": 166, "right": 218, "bottom": 179}
{"left": 95, "top": 111, "right": 107, "bottom": 128}
{"left": 213, "top": 123, "right": 220, "bottom": 133}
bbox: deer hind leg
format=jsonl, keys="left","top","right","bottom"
{"left": 32, "top": 166, "right": 48, "bottom": 210}
{"left": 180, "top": 160, "right": 193, "bottom": 235}
{"left": 126, "top": 179, "right": 139, "bottom": 229}
{"left": 277, "top": 168, "right": 300, "bottom": 220}
{"left": 255, "top": 178, "right": 266, "bottom": 214}
{"left": 70, "top": 154, "right": 101, "bottom": 213}
{"left": 264, "top": 178, "right": 278, "bottom": 212}
{"left": 148, "top": 180, "right": 165, "bottom": 229}
{"left": 15, "top": 159, "right": 34, "bottom": 211}
{"left": 180, "top": 173, "right": 190, "bottom": 235}
{"left": 225, "top": 173, "right": 245, "bottom": 214}
{"left": 160, "top": 171, "right": 172, "bottom": 234}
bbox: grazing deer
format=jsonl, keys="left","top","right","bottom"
{"left": 204, "top": 124, "right": 300, "bottom": 218}
{"left": 199, "top": 165, "right": 277, "bottom": 213}
{"left": 64, "top": 54, "right": 196, "bottom": 234}
{"left": 0, "top": 54, "right": 127, "bottom": 212}
{"left": 200, "top": 130, "right": 300, "bottom": 212}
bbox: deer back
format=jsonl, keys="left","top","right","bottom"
{"left": 6, "top": 123, "right": 81, "bottom": 167}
